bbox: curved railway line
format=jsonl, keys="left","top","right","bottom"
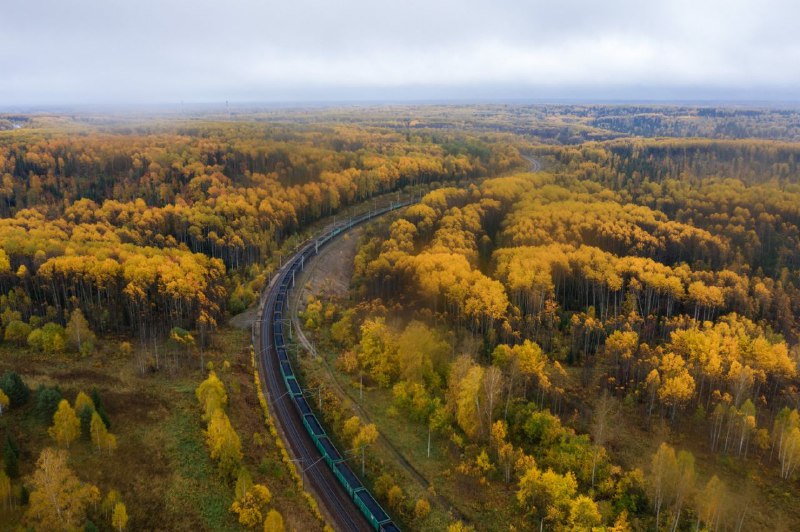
{"left": 252, "top": 157, "right": 540, "bottom": 531}
{"left": 254, "top": 200, "right": 413, "bottom": 531}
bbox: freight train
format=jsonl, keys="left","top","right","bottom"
{"left": 268, "top": 203, "right": 410, "bottom": 531}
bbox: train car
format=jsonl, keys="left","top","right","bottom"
{"left": 284, "top": 375, "right": 303, "bottom": 398}
{"left": 294, "top": 395, "right": 312, "bottom": 416}
{"left": 274, "top": 332, "right": 285, "bottom": 347}
{"left": 303, "top": 413, "right": 325, "bottom": 438}
{"left": 315, "top": 435, "right": 343, "bottom": 467}
{"left": 354, "top": 490, "right": 390, "bottom": 530}
{"left": 276, "top": 347, "right": 289, "bottom": 362}
{"left": 280, "top": 361, "right": 293, "bottom": 379}
{"left": 380, "top": 522, "right": 401, "bottom": 532}
{"left": 281, "top": 362, "right": 303, "bottom": 390}
{"left": 333, "top": 461, "right": 363, "bottom": 497}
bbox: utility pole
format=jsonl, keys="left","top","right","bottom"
{"left": 427, "top": 425, "right": 431, "bottom": 458}
{"left": 361, "top": 445, "right": 366, "bottom": 476}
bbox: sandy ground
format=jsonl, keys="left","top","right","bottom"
{"left": 295, "top": 228, "right": 362, "bottom": 312}
{"left": 228, "top": 305, "right": 258, "bottom": 329}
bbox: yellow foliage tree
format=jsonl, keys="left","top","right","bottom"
{"left": 102, "top": 489, "right": 121, "bottom": 519}
{"left": 387, "top": 485, "right": 404, "bottom": 511}
{"left": 610, "top": 510, "right": 632, "bottom": 532}
{"left": 235, "top": 467, "right": 254, "bottom": 501}
{"left": 343, "top": 416, "right": 361, "bottom": 441}
{"left": 648, "top": 442, "right": 677, "bottom": 526}
{"left": 230, "top": 484, "right": 272, "bottom": 528}
{"left": 91, "top": 411, "right": 118, "bottom": 454}
{"left": 453, "top": 359, "right": 484, "bottom": 441}
{"left": 66, "top": 308, "right": 95, "bottom": 355}
{"left": 414, "top": 498, "right": 431, "bottom": 520}
{"left": 516, "top": 462, "right": 577, "bottom": 527}
{"left": 263, "top": 509, "right": 285, "bottom": 532}
{"left": 74, "top": 391, "right": 94, "bottom": 415}
{"left": 353, "top": 423, "right": 379, "bottom": 476}
{"left": 112, "top": 501, "right": 128, "bottom": 531}
{"left": 568, "top": 495, "right": 602, "bottom": 531}
{"left": 48, "top": 399, "right": 80, "bottom": 448}
{"left": 357, "top": 317, "right": 397, "bottom": 387}
{"left": 196, "top": 370, "right": 228, "bottom": 421}
{"left": 396, "top": 320, "right": 448, "bottom": 387}
{"left": 697, "top": 475, "right": 728, "bottom": 531}
{"left": 206, "top": 409, "right": 242, "bottom": 480}
{"left": 657, "top": 353, "right": 695, "bottom": 419}
{"left": 24, "top": 448, "right": 100, "bottom": 529}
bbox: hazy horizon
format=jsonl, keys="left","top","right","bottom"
{"left": 3, "top": 0, "right": 799, "bottom": 106}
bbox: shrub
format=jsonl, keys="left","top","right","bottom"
{"left": 414, "top": 498, "right": 431, "bottom": 520}
{"left": 4, "top": 320, "right": 31, "bottom": 346}
{"left": 374, "top": 473, "right": 394, "bottom": 499}
{"left": 41, "top": 323, "right": 67, "bottom": 354}
{"left": 387, "top": 485, "right": 404, "bottom": 511}
{"left": 27, "top": 328, "right": 43, "bottom": 350}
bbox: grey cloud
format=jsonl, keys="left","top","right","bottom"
{"left": 1, "top": 0, "right": 799, "bottom": 105}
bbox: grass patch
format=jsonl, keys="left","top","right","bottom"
{"left": 164, "top": 410, "right": 238, "bottom": 530}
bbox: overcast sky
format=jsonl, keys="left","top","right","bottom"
{"left": 2, "top": 0, "right": 799, "bottom": 105}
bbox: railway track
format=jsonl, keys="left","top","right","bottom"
{"left": 253, "top": 157, "right": 540, "bottom": 530}
{"left": 254, "top": 200, "right": 413, "bottom": 531}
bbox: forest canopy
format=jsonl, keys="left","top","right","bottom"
{"left": 0, "top": 119, "right": 521, "bottom": 344}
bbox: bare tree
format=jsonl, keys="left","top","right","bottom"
{"left": 590, "top": 391, "right": 617, "bottom": 487}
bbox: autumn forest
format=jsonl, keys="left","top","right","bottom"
{"left": 2, "top": 105, "right": 800, "bottom": 531}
